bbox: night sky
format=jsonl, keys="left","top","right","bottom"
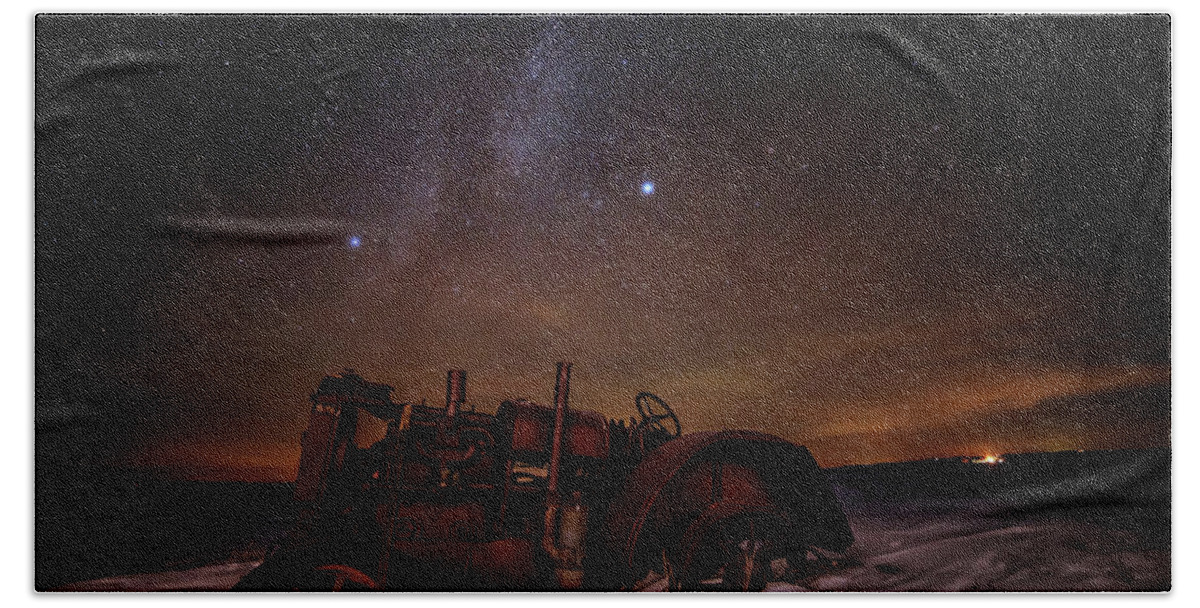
{"left": 36, "top": 15, "right": 1170, "bottom": 480}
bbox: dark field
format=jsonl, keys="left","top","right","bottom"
{"left": 36, "top": 472, "right": 297, "bottom": 590}
{"left": 816, "top": 448, "right": 1169, "bottom": 591}
{"left": 41, "top": 447, "right": 1169, "bottom": 591}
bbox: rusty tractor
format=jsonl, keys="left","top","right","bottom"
{"left": 233, "top": 363, "right": 852, "bottom": 591}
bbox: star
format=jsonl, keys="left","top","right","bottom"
{"left": 640, "top": 181, "right": 655, "bottom": 196}
{"left": 347, "top": 235, "right": 362, "bottom": 249}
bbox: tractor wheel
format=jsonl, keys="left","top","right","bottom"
{"left": 308, "top": 564, "right": 379, "bottom": 591}
{"left": 673, "top": 506, "right": 783, "bottom": 591}
{"left": 233, "top": 553, "right": 379, "bottom": 591}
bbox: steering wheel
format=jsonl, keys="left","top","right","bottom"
{"left": 635, "top": 391, "right": 681, "bottom": 439}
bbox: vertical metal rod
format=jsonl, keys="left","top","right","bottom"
{"left": 445, "top": 369, "right": 466, "bottom": 418}
{"left": 497, "top": 458, "right": 514, "bottom": 536}
{"left": 547, "top": 362, "right": 572, "bottom": 495}
{"left": 542, "top": 362, "right": 573, "bottom": 572}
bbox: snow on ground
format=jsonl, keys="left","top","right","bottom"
{"left": 54, "top": 450, "right": 1169, "bottom": 592}
{"left": 632, "top": 502, "right": 1166, "bottom": 592}
{"left": 60, "top": 502, "right": 1164, "bottom": 593}
{"left": 56, "top": 561, "right": 262, "bottom": 592}
{"left": 805, "top": 504, "right": 1167, "bottom": 591}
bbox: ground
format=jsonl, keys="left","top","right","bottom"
{"left": 52, "top": 448, "right": 1169, "bottom": 592}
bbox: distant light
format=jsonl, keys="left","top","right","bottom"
{"left": 970, "top": 454, "right": 1005, "bottom": 465}
{"left": 348, "top": 235, "right": 362, "bottom": 248}
{"left": 640, "top": 181, "right": 655, "bottom": 196}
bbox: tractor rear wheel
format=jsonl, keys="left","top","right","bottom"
{"left": 674, "top": 507, "right": 781, "bottom": 591}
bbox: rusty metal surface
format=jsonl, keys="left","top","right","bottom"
{"left": 498, "top": 400, "right": 609, "bottom": 461}
{"left": 385, "top": 503, "right": 488, "bottom": 542}
{"left": 445, "top": 370, "right": 466, "bottom": 417}
{"left": 565, "top": 410, "right": 609, "bottom": 460}
{"left": 604, "top": 430, "right": 853, "bottom": 577}
{"left": 246, "top": 366, "right": 853, "bottom": 590}
{"left": 293, "top": 408, "right": 338, "bottom": 502}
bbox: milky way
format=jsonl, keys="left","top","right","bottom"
{"left": 36, "top": 15, "right": 1170, "bottom": 478}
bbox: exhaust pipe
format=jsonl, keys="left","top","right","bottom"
{"left": 547, "top": 362, "right": 571, "bottom": 495}
{"left": 445, "top": 369, "right": 466, "bottom": 417}
{"left": 542, "top": 362, "right": 584, "bottom": 589}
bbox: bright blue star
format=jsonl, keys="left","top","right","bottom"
{"left": 640, "top": 181, "right": 655, "bottom": 196}
{"left": 347, "top": 235, "right": 362, "bottom": 249}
